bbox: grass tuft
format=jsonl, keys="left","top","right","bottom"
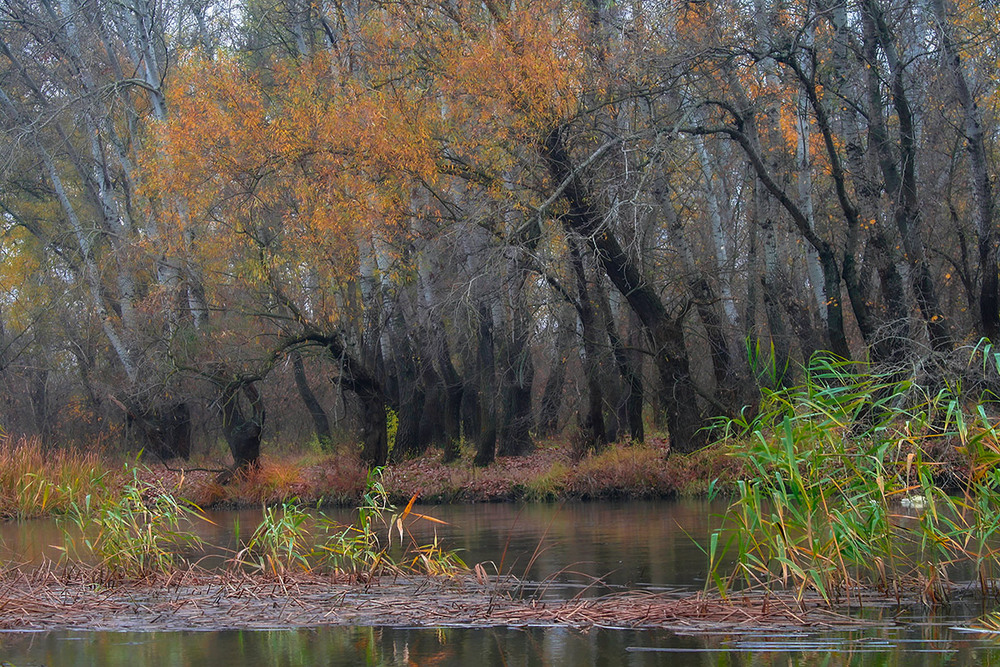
{"left": 567, "top": 445, "right": 673, "bottom": 499}
{"left": 231, "top": 468, "right": 466, "bottom": 579}
{"left": 57, "top": 468, "right": 207, "bottom": 578}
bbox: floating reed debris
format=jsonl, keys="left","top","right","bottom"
{"left": 0, "top": 563, "right": 894, "bottom": 633}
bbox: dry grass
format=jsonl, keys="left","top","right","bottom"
{"left": 384, "top": 437, "right": 739, "bottom": 503}
{"left": 566, "top": 441, "right": 673, "bottom": 499}
{"left": 144, "top": 439, "right": 738, "bottom": 509}
{"left": 0, "top": 561, "right": 891, "bottom": 632}
{"left": 0, "top": 436, "right": 120, "bottom": 519}
{"left": 162, "top": 454, "right": 369, "bottom": 508}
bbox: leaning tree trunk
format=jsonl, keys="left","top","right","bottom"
{"left": 541, "top": 126, "right": 708, "bottom": 453}
{"left": 290, "top": 350, "right": 332, "bottom": 450}
{"left": 300, "top": 331, "right": 389, "bottom": 466}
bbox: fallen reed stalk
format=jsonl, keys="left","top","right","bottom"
{"left": 0, "top": 561, "right": 894, "bottom": 632}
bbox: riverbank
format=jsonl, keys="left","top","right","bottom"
{"left": 0, "top": 435, "right": 747, "bottom": 520}
{"left": 162, "top": 437, "right": 743, "bottom": 510}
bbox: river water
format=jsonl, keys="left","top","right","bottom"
{"left": 3, "top": 500, "right": 1000, "bottom": 665}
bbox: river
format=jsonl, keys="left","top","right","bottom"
{"left": 2, "top": 500, "right": 1000, "bottom": 665}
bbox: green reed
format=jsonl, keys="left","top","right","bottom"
{"left": 709, "top": 350, "right": 1000, "bottom": 605}
{"left": 234, "top": 467, "right": 465, "bottom": 577}
{"left": 58, "top": 468, "right": 207, "bottom": 577}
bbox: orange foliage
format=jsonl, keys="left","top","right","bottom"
{"left": 143, "top": 0, "right": 594, "bottom": 327}
{"left": 145, "top": 50, "right": 444, "bottom": 326}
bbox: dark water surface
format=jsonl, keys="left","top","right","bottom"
{"left": 3, "top": 500, "right": 1000, "bottom": 665}
{"left": 6, "top": 621, "right": 1000, "bottom": 666}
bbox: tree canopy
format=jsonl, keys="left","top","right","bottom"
{"left": 1, "top": 0, "right": 998, "bottom": 468}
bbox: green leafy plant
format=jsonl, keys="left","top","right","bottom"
{"left": 709, "top": 352, "right": 1000, "bottom": 606}
{"left": 233, "top": 467, "right": 467, "bottom": 578}
{"left": 236, "top": 501, "right": 314, "bottom": 574}
{"left": 58, "top": 469, "right": 207, "bottom": 577}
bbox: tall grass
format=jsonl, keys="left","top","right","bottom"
{"left": 710, "top": 351, "right": 1000, "bottom": 605}
{"left": 58, "top": 469, "right": 208, "bottom": 577}
{"left": 233, "top": 468, "right": 466, "bottom": 578}
{"left": 0, "top": 436, "right": 116, "bottom": 519}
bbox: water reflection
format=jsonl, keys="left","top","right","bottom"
{"left": 5, "top": 624, "right": 1000, "bottom": 666}
{"left": 0, "top": 500, "right": 727, "bottom": 592}
{"left": 3, "top": 500, "right": 998, "bottom": 664}
{"left": 395, "top": 500, "right": 729, "bottom": 591}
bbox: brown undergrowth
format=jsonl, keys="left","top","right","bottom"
{"left": 384, "top": 439, "right": 742, "bottom": 504}
{"left": 0, "top": 433, "right": 741, "bottom": 518}
{"left": 132, "top": 439, "right": 741, "bottom": 509}
{"left": 170, "top": 454, "right": 370, "bottom": 509}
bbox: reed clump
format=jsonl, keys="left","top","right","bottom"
{"left": 57, "top": 469, "right": 208, "bottom": 577}
{"left": 0, "top": 436, "right": 118, "bottom": 519}
{"left": 710, "top": 348, "right": 1000, "bottom": 606}
{"left": 232, "top": 468, "right": 466, "bottom": 579}
{"left": 53, "top": 466, "right": 465, "bottom": 581}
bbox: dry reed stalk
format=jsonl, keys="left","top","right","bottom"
{"left": 0, "top": 561, "right": 897, "bottom": 633}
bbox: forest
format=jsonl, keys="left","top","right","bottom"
{"left": 1, "top": 0, "right": 998, "bottom": 473}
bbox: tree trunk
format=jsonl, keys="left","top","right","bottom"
{"left": 655, "top": 176, "right": 739, "bottom": 404}
{"left": 291, "top": 350, "right": 332, "bottom": 450}
{"left": 568, "top": 235, "right": 607, "bottom": 452}
{"left": 929, "top": 0, "right": 998, "bottom": 339}
{"left": 596, "top": 279, "right": 644, "bottom": 442}
{"left": 541, "top": 126, "right": 707, "bottom": 452}
{"left": 862, "top": 0, "right": 952, "bottom": 352}
{"left": 434, "top": 331, "right": 464, "bottom": 462}
{"left": 537, "top": 304, "right": 575, "bottom": 438}
{"left": 220, "top": 382, "right": 265, "bottom": 473}
{"left": 357, "top": 389, "right": 388, "bottom": 466}
{"left": 418, "top": 366, "right": 448, "bottom": 450}
{"left": 497, "top": 301, "right": 534, "bottom": 457}
{"left": 473, "top": 303, "right": 497, "bottom": 466}
{"left": 388, "top": 319, "right": 428, "bottom": 461}
{"left": 298, "top": 331, "right": 389, "bottom": 466}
